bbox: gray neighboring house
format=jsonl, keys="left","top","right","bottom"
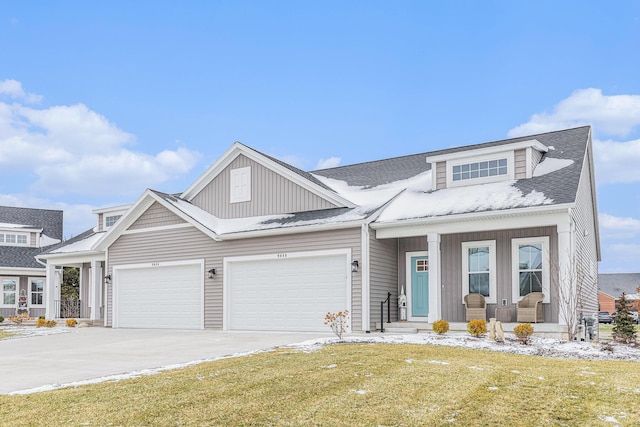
{"left": 598, "top": 273, "right": 640, "bottom": 314}
{"left": 0, "top": 206, "right": 63, "bottom": 319}
{"left": 39, "top": 126, "right": 600, "bottom": 338}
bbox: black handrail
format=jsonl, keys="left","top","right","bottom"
{"left": 380, "top": 292, "right": 391, "bottom": 332}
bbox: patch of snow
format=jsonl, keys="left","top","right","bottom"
{"left": 377, "top": 181, "right": 552, "bottom": 222}
{"left": 0, "top": 222, "right": 30, "bottom": 229}
{"left": 0, "top": 325, "right": 72, "bottom": 339}
{"left": 312, "top": 171, "right": 432, "bottom": 208}
{"left": 40, "top": 234, "right": 61, "bottom": 246}
{"left": 598, "top": 415, "right": 620, "bottom": 423}
{"left": 487, "top": 386, "right": 499, "bottom": 390}
{"left": 468, "top": 366, "right": 484, "bottom": 371}
{"left": 405, "top": 359, "right": 414, "bottom": 364}
{"left": 429, "top": 360, "right": 449, "bottom": 365}
{"left": 533, "top": 158, "right": 574, "bottom": 177}
{"left": 319, "top": 364, "right": 337, "bottom": 369}
{"left": 50, "top": 232, "right": 105, "bottom": 254}
{"left": 510, "top": 370, "right": 520, "bottom": 374}
{"left": 351, "top": 389, "right": 367, "bottom": 395}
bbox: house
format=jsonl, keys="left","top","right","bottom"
{"left": 598, "top": 273, "right": 640, "bottom": 314}
{"left": 38, "top": 126, "right": 600, "bottom": 338}
{"left": 0, "top": 206, "right": 63, "bottom": 319}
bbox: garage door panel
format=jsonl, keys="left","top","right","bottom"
{"left": 116, "top": 263, "right": 202, "bottom": 329}
{"left": 229, "top": 254, "right": 348, "bottom": 332}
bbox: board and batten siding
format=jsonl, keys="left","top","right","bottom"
{"left": 191, "top": 154, "right": 338, "bottom": 219}
{"left": 106, "top": 223, "right": 363, "bottom": 330}
{"left": 127, "top": 202, "right": 186, "bottom": 230}
{"left": 440, "top": 227, "right": 559, "bottom": 323}
{"left": 571, "top": 145, "right": 599, "bottom": 315}
{"left": 368, "top": 233, "right": 398, "bottom": 330}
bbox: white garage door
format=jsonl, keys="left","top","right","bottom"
{"left": 114, "top": 262, "right": 203, "bottom": 329}
{"left": 227, "top": 253, "right": 349, "bottom": 331}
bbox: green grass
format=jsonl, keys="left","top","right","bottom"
{"left": 1, "top": 343, "right": 639, "bottom": 426}
{"left": 0, "top": 330, "right": 12, "bottom": 340}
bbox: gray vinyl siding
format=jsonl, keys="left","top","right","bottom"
{"left": 128, "top": 202, "right": 186, "bottom": 230}
{"left": 106, "top": 222, "right": 362, "bottom": 330}
{"left": 191, "top": 154, "right": 338, "bottom": 219}
{"left": 30, "top": 232, "right": 36, "bottom": 247}
{"left": 440, "top": 227, "right": 559, "bottom": 323}
{"left": 368, "top": 232, "right": 398, "bottom": 330}
{"left": 514, "top": 149, "right": 527, "bottom": 179}
{"left": 98, "top": 214, "right": 104, "bottom": 232}
{"left": 531, "top": 149, "right": 543, "bottom": 173}
{"left": 435, "top": 162, "right": 446, "bottom": 190}
{"left": 571, "top": 146, "right": 599, "bottom": 315}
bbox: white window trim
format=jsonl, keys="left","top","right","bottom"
{"left": 461, "top": 240, "right": 497, "bottom": 304}
{"left": 1, "top": 277, "right": 19, "bottom": 307}
{"left": 511, "top": 236, "right": 550, "bottom": 303}
{"left": 229, "top": 166, "right": 252, "bottom": 203}
{"left": 104, "top": 214, "right": 122, "bottom": 229}
{"left": 28, "top": 277, "right": 45, "bottom": 307}
{"left": 0, "top": 232, "right": 29, "bottom": 247}
{"left": 447, "top": 151, "right": 515, "bottom": 188}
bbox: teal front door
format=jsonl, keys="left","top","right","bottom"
{"left": 411, "top": 256, "right": 429, "bottom": 317}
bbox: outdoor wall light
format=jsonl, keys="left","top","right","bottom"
{"left": 351, "top": 260, "right": 359, "bottom": 273}
{"left": 208, "top": 268, "right": 216, "bottom": 278}
{"left": 104, "top": 274, "right": 112, "bottom": 284}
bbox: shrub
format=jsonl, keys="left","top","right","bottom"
{"left": 324, "top": 310, "right": 350, "bottom": 341}
{"left": 432, "top": 319, "right": 449, "bottom": 335}
{"left": 39, "top": 316, "right": 45, "bottom": 320}
{"left": 0, "top": 316, "right": 4, "bottom": 323}
{"left": 35, "top": 318, "right": 47, "bottom": 327}
{"left": 467, "top": 319, "right": 487, "bottom": 337}
{"left": 612, "top": 293, "right": 637, "bottom": 344}
{"left": 10, "top": 312, "right": 31, "bottom": 324}
{"left": 66, "top": 319, "right": 77, "bottom": 327}
{"left": 46, "top": 320, "right": 57, "bottom": 328}
{"left": 513, "top": 323, "right": 534, "bottom": 344}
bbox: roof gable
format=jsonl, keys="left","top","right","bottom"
{"left": 180, "top": 142, "right": 355, "bottom": 209}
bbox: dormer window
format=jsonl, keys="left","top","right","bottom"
{"left": 452, "top": 158, "right": 508, "bottom": 182}
{"left": 105, "top": 215, "right": 122, "bottom": 228}
{"left": 0, "top": 232, "right": 29, "bottom": 246}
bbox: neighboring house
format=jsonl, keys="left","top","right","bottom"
{"left": 598, "top": 273, "right": 640, "bottom": 314}
{"left": 0, "top": 206, "right": 63, "bottom": 319}
{"left": 39, "top": 126, "right": 600, "bottom": 338}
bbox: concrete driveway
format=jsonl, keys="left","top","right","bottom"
{"left": 0, "top": 327, "right": 330, "bottom": 394}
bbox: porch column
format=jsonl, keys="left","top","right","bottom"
{"left": 557, "top": 219, "right": 574, "bottom": 326}
{"left": 44, "top": 264, "right": 61, "bottom": 319}
{"left": 428, "top": 233, "right": 442, "bottom": 323}
{"left": 89, "top": 261, "right": 102, "bottom": 321}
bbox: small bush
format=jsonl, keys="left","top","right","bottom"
{"left": 10, "top": 312, "right": 32, "bottom": 324}
{"left": 467, "top": 319, "right": 487, "bottom": 337}
{"left": 35, "top": 318, "right": 47, "bottom": 328}
{"left": 432, "top": 319, "right": 449, "bottom": 335}
{"left": 46, "top": 320, "right": 57, "bottom": 328}
{"left": 324, "top": 310, "right": 350, "bottom": 341}
{"left": 513, "top": 323, "right": 534, "bottom": 344}
{"left": 0, "top": 316, "right": 4, "bottom": 323}
{"left": 66, "top": 319, "right": 77, "bottom": 327}
{"left": 39, "top": 316, "right": 45, "bottom": 320}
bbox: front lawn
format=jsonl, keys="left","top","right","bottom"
{"left": 1, "top": 343, "right": 639, "bottom": 426}
{"left": 0, "top": 329, "right": 12, "bottom": 340}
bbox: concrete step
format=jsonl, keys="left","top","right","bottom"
{"left": 383, "top": 327, "right": 418, "bottom": 334}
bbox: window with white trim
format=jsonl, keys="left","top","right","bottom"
{"left": 511, "top": 236, "right": 550, "bottom": 303}
{"left": 462, "top": 240, "right": 497, "bottom": 304}
{"left": 105, "top": 215, "right": 122, "bottom": 228}
{"left": 30, "top": 278, "right": 44, "bottom": 306}
{"left": 453, "top": 158, "right": 508, "bottom": 182}
{"left": 0, "top": 232, "right": 28, "bottom": 246}
{"left": 2, "top": 278, "right": 18, "bottom": 306}
{"left": 230, "top": 166, "right": 251, "bottom": 203}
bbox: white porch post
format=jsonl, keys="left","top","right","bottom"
{"left": 428, "top": 233, "right": 442, "bottom": 323}
{"left": 557, "top": 219, "right": 573, "bottom": 326}
{"left": 45, "top": 264, "right": 61, "bottom": 319}
{"left": 89, "top": 261, "right": 102, "bottom": 321}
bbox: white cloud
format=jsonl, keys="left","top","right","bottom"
{"left": 509, "top": 88, "right": 640, "bottom": 184}
{"left": 599, "top": 213, "right": 640, "bottom": 239}
{"left": 315, "top": 156, "right": 342, "bottom": 170}
{"left": 0, "top": 80, "right": 201, "bottom": 196}
{"left": 0, "top": 79, "right": 42, "bottom": 103}
{"left": 508, "top": 88, "right": 640, "bottom": 138}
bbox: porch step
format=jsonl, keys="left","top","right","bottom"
{"left": 383, "top": 327, "right": 418, "bottom": 334}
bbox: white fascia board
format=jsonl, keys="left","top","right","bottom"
{"left": 426, "top": 139, "right": 548, "bottom": 164}
{"left": 0, "top": 267, "right": 45, "bottom": 276}
{"left": 35, "top": 251, "right": 105, "bottom": 265}
{"left": 372, "top": 204, "right": 573, "bottom": 239}
{"left": 217, "top": 220, "right": 365, "bottom": 241}
{"left": 181, "top": 142, "right": 356, "bottom": 208}
{"left": 92, "top": 203, "right": 133, "bottom": 215}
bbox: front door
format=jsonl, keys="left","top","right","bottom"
{"left": 410, "top": 255, "right": 429, "bottom": 319}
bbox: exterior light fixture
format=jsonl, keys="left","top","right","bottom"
{"left": 208, "top": 268, "right": 216, "bottom": 278}
{"left": 351, "top": 260, "right": 359, "bottom": 273}
{"left": 104, "top": 274, "right": 112, "bottom": 284}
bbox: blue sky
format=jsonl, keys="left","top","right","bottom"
{"left": 1, "top": 1, "right": 639, "bottom": 273}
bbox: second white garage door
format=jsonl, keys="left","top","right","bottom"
{"left": 226, "top": 252, "right": 349, "bottom": 331}
{"left": 114, "top": 262, "right": 203, "bottom": 329}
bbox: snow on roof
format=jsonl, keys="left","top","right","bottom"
{"left": 312, "top": 170, "right": 432, "bottom": 208}
{"left": 377, "top": 180, "right": 553, "bottom": 222}
{"left": 533, "top": 158, "right": 574, "bottom": 177}
{"left": 0, "top": 222, "right": 32, "bottom": 229}
{"left": 40, "top": 234, "right": 61, "bottom": 247}
{"left": 49, "top": 232, "right": 105, "bottom": 254}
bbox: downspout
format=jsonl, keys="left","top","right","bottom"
{"left": 361, "top": 223, "right": 371, "bottom": 333}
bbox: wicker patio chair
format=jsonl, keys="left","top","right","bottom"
{"left": 516, "top": 292, "right": 544, "bottom": 323}
{"left": 464, "top": 293, "right": 487, "bottom": 321}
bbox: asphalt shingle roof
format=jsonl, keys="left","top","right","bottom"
{"left": 0, "top": 246, "right": 48, "bottom": 269}
{"left": 598, "top": 273, "right": 640, "bottom": 297}
{"left": 0, "top": 206, "right": 63, "bottom": 240}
